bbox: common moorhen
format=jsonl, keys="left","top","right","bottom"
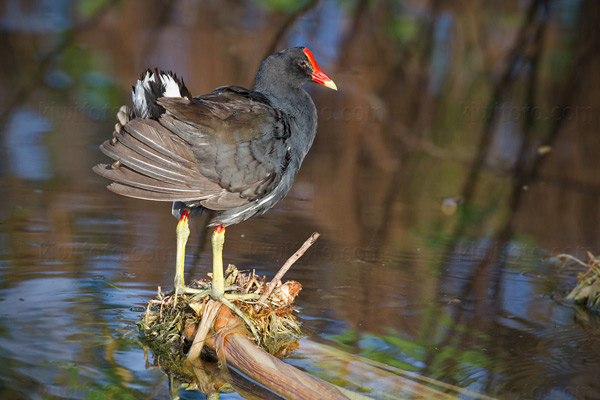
{"left": 93, "top": 47, "right": 336, "bottom": 334}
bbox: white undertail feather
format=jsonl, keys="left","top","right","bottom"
{"left": 161, "top": 74, "right": 182, "bottom": 97}
{"left": 132, "top": 78, "right": 149, "bottom": 118}
{"left": 132, "top": 70, "right": 185, "bottom": 119}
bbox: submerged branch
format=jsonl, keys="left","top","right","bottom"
{"left": 204, "top": 305, "right": 369, "bottom": 400}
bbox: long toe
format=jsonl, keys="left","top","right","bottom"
{"left": 223, "top": 298, "right": 259, "bottom": 342}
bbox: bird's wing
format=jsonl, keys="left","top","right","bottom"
{"left": 156, "top": 87, "right": 292, "bottom": 210}
{"left": 94, "top": 87, "right": 292, "bottom": 211}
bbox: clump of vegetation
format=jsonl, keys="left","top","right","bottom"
{"left": 138, "top": 264, "right": 303, "bottom": 366}
{"left": 558, "top": 252, "right": 600, "bottom": 309}
{"left": 136, "top": 234, "right": 355, "bottom": 399}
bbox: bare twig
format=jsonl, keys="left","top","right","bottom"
{"left": 556, "top": 254, "right": 592, "bottom": 269}
{"left": 256, "top": 232, "right": 320, "bottom": 308}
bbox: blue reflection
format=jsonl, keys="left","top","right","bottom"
{"left": 289, "top": 0, "right": 342, "bottom": 63}
{"left": 429, "top": 13, "right": 452, "bottom": 95}
{"left": 3, "top": 108, "right": 53, "bottom": 180}
{"left": 0, "top": 0, "right": 71, "bottom": 32}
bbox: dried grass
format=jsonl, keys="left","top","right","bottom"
{"left": 557, "top": 252, "right": 600, "bottom": 309}
{"left": 138, "top": 264, "right": 303, "bottom": 368}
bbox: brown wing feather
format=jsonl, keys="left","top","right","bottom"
{"left": 157, "top": 88, "right": 290, "bottom": 202}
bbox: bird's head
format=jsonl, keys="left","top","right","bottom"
{"left": 255, "top": 47, "right": 337, "bottom": 92}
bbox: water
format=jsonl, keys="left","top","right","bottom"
{"left": 1, "top": 1, "right": 600, "bottom": 399}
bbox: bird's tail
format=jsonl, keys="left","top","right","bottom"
{"left": 132, "top": 69, "right": 192, "bottom": 119}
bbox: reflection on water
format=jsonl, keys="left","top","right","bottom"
{"left": 4, "top": 109, "right": 53, "bottom": 180}
{"left": 1, "top": 0, "right": 600, "bottom": 399}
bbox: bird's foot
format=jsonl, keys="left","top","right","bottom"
{"left": 174, "top": 284, "right": 210, "bottom": 296}
{"left": 172, "top": 284, "right": 208, "bottom": 307}
{"left": 211, "top": 292, "right": 260, "bottom": 342}
{"left": 172, "top": 283, "right": 260, "bottom": 342}
{"left": 175, "top": 284, "right": 258, "bottom": 300}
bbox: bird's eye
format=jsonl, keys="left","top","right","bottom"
{"left": 298, "top": 60, "right": 309, "bottom": 69}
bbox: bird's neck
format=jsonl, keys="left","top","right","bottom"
{"left": 254, "top": 80, "right": 303, "bottom": 108}
{"left": 254, "top": 81, "right": 317, "bottom": 154}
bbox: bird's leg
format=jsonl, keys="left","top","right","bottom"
{"left": 210, "top": 226, "right": 259, "bottom": 340}
{"left": 173, "top": 210, "right": 190, "bottom": 297}
{"left": 210, "top": 225, "right": 226, "bottom": 299}
{"left": 173, "top": 210, "right": 208, "bottom": 299}
{"left": 209, "top": 226, "right": 256, "bottom": 299}
{"left": 171, "top": 221, "right": 258, "bottom": 339}
{"left": 209, "top": 226, "right": 257, "bottom": 299}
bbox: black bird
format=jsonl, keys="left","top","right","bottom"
{"left": 93, "top": 47, "right": 336, "bottom": 334}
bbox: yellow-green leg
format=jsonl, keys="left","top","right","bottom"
{"left": 210, "top": 225, "right": 259, "bottom": 340}
{"left": 210, "top": 225, "right": 226, "bottom": 299}
{"left": 172, "top": 213, "right": 259, "bottom": 340}
{"left": 174, "top": 210, "right": 208, "bottom": 299}
{"left": 173, "top": 210, "right": 189, "bottom": 296}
